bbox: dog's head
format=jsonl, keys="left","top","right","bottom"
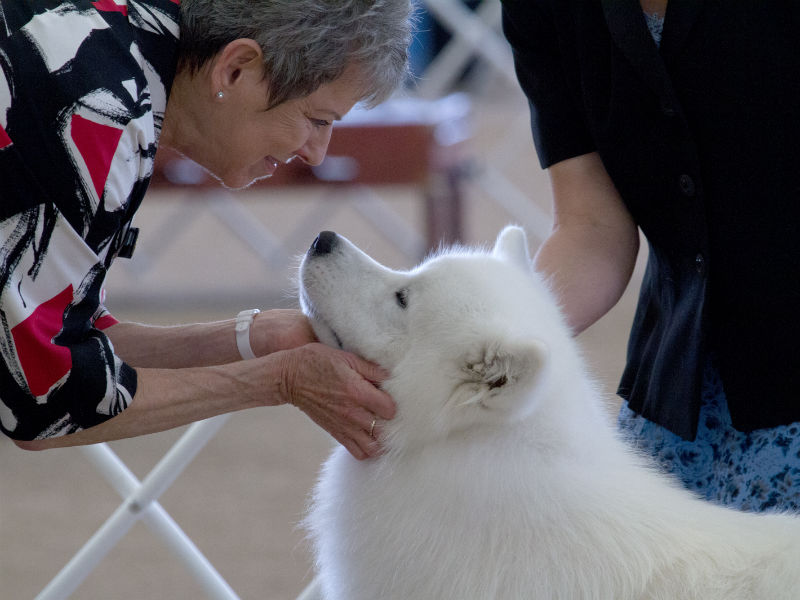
{"left": 299, "top": 226, "right": 569, "bottom": 449}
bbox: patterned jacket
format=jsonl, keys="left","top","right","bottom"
{"left": 0, "top": 0, "right": 180, "bottom": 440}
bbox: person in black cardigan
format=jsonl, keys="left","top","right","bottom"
{"left": 501, "top": 0, "right": 800, "bottom": 511}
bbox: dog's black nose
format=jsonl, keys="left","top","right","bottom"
{"left": 310, "top": 231, "right": 338, "bottom": 256}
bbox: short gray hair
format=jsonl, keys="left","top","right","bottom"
{"left": 178, "top": 0, "right": 415, "bottom": 108}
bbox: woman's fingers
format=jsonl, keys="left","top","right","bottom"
{"left": 280, "top": 343, "right": 394, "bottom": 459}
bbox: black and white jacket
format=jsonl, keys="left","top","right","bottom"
{"left": 0, "top": 0, "right": 179, "bottom": 440}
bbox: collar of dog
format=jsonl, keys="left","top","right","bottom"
{"left": 235, "top": 309, "right": 261, "bottom": 360}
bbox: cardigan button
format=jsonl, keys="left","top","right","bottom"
{"left": 695, "top": 253, "right": 705, "bottom": 274}
{"left": 679, "top": 174, "right": 696, "bottom": 197}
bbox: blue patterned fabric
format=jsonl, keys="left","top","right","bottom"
{"left": 643, "top": 11, "right": 664, "bottom": 47}
{"left": 618, "top": 361, "right": 800, "bottom": 512}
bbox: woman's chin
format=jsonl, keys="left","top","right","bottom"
{"left": 219, "top": 160, "right": 278, "bottom": 190}
{"left": 217, "top": 171, "right": 268, "bottom": 190}
{"left": 219, "top": 176, "right": 257, "bottom": 190}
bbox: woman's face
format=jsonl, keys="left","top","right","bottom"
{"left": 168, "top": 45, "right": 366, "bottom": 190}
{"left": 206, "top": 74, "right": 363, "bottom": 189}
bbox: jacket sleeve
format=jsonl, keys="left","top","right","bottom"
{"left": 501, "top": 0, "right": 595, "bottom": 168}
{"left": 0, "top": 205, "right": 137, "bottom": 441}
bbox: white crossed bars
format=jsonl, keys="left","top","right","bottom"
{"left": 36, "top": 416, "right": 239, "bottom": 600}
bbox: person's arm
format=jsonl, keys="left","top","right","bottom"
{"left": 535, "top": 152, "right": 640, "bottom": 334}
{"left": 501, "top": 5, "right": 638, "bottom": 327}
{"left": 102, "top": 309, "right": 315, "bottom": 368}
{"left": 15, "top": 310, "right": 395, "bottom": 460}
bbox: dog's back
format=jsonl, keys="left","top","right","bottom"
{"left": 308, "top": 415, "right": 800, "bottom": 599}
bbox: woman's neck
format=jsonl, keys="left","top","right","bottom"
{"left": 639, "top": 0, "right": 667, "bottom": 16}
{"left": 160, "top": 68, "right": 205, "bottom": 155}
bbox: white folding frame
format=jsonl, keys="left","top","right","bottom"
{"left": 36, "top": 415, "right": 239, "bottom": 600}
{"left": 418, "top": 0, "right": 551, "bottom": 241}
{"left": 417, "top": 0, "right": 517, "bottom": 98}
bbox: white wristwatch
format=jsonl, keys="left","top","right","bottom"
{"left": 235, "top": 309, "right": 261, "bottom": 360}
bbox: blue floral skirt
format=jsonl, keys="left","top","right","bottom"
{"left": 617, "top": 361, "right": 800, "bottom": 512}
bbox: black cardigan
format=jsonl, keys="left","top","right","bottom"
{"left": 501, "top": 0, "right": 800, "bottom": 439}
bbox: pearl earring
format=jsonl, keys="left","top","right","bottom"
{"left": 216, "top": 91, "right": 224, "bottom": 99}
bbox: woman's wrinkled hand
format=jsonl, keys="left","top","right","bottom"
{"left": 278, "top": 342, "right": 395, "bottom": 460}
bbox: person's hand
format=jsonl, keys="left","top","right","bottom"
{"left": 252, "top": 309, "right": 317, "bottom": 355}
{"left": 278, "top": 343, "right": 395, "bottom": 460}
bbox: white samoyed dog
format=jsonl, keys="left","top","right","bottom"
{"left": 298, "top": 226, "right": 800, "bottom": 600}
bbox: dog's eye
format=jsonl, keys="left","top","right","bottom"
{"left": 395, "top": 289, "right": 409, "bottom": 309}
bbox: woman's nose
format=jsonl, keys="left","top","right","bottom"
{"left": 295, "top": 127, "right": 333, "bottom": 166}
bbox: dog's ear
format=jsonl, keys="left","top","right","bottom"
{"left": 492, "top": 226, "right": 531, "bottom": 271}
{"left": 461, "top": 338, "right": 548, "bottom": 398}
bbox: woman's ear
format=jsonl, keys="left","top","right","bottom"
{"left": 209, "top": 38, "right": 264, "bottom": 98}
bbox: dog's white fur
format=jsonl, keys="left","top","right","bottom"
{"left": 299, "top": 226, "right": 800, "bottom": 600}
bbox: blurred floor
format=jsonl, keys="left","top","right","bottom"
{"left": 0, "top": 89, "right": 645, "bottom": 599}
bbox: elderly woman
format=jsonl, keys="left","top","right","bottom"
{"left": 0, "top": 0, "right": 413, "bottom": 459}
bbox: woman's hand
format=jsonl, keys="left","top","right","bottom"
{"left": 277, "top": 343, "right": 396, "bottom": 460}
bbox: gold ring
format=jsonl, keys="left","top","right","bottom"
{"left": 369, "top": 419, "right": 376, "bottom": 438}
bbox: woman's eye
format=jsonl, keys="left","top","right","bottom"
{"left": 311, "top": 118, "right": 331, "bottom": 128}
{"left": 395, "top": 289, "right": 408, "bottom": 309}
